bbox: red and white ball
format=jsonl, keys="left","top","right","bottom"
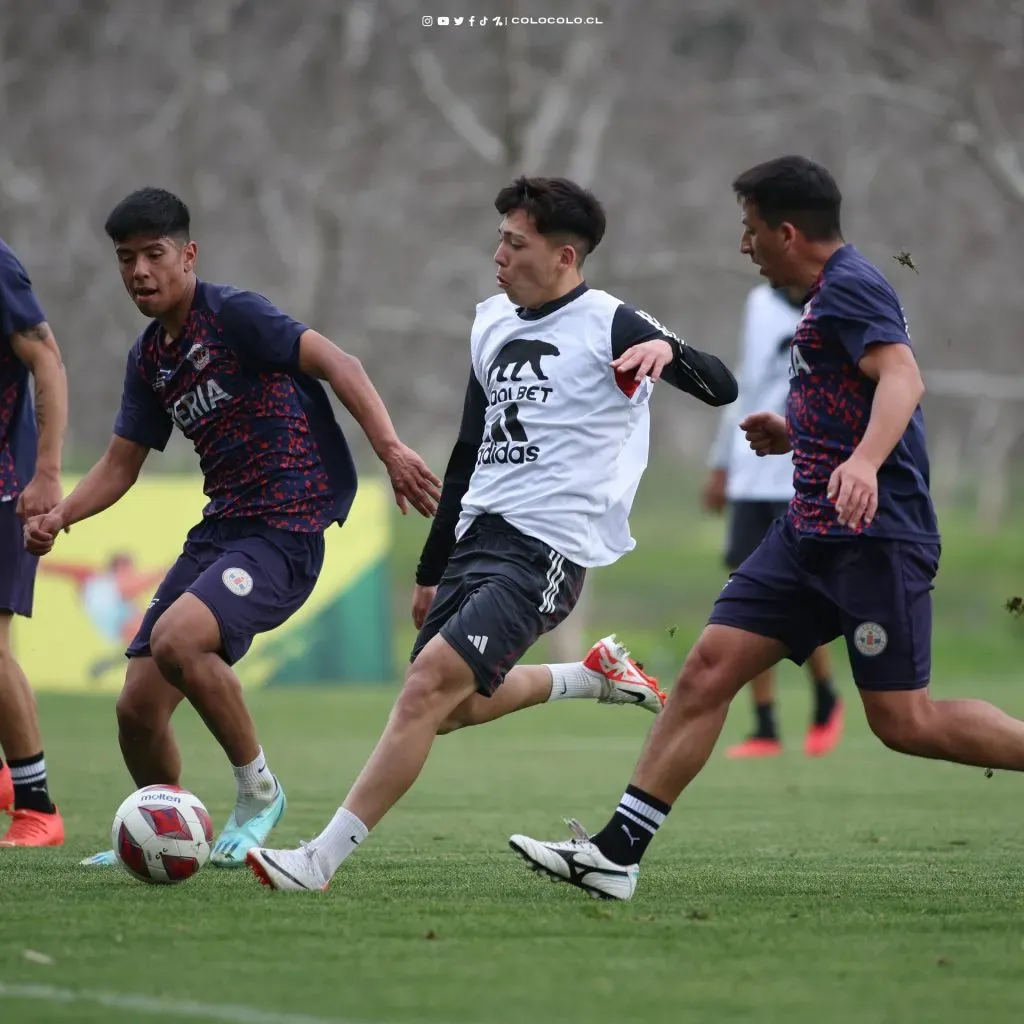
{"left": 111, "top": 785, "right": 213, "bottom": 884}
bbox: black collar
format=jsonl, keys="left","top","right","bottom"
{"left": 516, "top": 281, "right": 589, "bottom": 321}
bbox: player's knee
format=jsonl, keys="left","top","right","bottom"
{"left": 672, "top": 640, "right": 734, "bottom": 715}
{"left": 865, "top": 697, "right": 933, "bottom": 754}
{"left": 115, "top": 688, "right": 167, "bottom": 739}
{"left": 393, "top": 666, "right": 456, "bottom": 726}
{"left": 149, "top": 623, "right": 197, "bottom": 687}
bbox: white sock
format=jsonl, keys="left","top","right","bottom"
{"left": 546, "top": 662, "right": 604, "bottom": 701}
{"left": 310, "top": 806, "right": 369, "bottom": 878}
{"left": 232, "top": 748, "right": 277, "bottom": 824}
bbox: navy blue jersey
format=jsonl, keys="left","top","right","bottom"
{"left": 787, "top": 245, "right": 938, "bottom": 542}
{"left": 0, "top": 240, "right": 46, "bottom": 498}
{"left": 114, "top": 281, "right": 356, "bottom": 532}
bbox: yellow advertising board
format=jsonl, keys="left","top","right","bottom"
{"left": 13, "top": 473, "right": 392, "bottom": 692}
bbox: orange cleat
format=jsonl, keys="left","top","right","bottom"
{"left": 726, "top": 736, "right": 783, "bottom": 759}
{"left": 0, "top": 806, "right": 65, "bottom": 847}
{"left": 0, "top": 762, "right": 12, "bottom": 813}
{"left": 583, "top": 634, "right": 667, "bottom": 714}
{"left": 805, "top": 700, "right": 845, "bottom": 757}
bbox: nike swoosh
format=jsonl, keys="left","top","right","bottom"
{"left": 619, "top": 691, "right": 646, "bottom": 704}
{"left": 349, "top": 835, "right": 361, "bottom": 846}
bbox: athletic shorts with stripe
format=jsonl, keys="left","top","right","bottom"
{"left": 411, "top": 514, "right": 585, "bottom": 696}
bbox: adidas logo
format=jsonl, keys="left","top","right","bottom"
{"left": 467, "top": 634, "right": 489, "bottom": 654}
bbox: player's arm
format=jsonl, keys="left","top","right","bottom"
{"left": 24, "top": 436, "right": 151, "bottom": 556}
{"left": 853, "top": 343, "right": 925, "bottom": 469}
{"left": 297, "top": 330, "right": 439, "bottom": 516}
{"left": 9, "top": 321, "right": 68, "bottom": 517}
{"left": 609, "top": 305, "right": 738, "bottom": 406}
{"left": 415, "top": 371, "right": 485, "bottom": 591}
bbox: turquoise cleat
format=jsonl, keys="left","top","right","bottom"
{"left": 80, "top": 849, "right": 118, "bottom": 866}
{"left": 210, "top": 782, "right": 287, "bottom": 869}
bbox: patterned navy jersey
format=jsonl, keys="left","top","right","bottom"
{"left": 114, "top": 281, "right": 356, "bottom": 532}
{"left": 0, "top": 239, "right": 46, "bottom": 499}
{"left": 787, "top": 245, "right": 938, "bottom": 542}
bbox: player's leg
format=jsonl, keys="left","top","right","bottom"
{"left": 842, "top": 541, "right": 1024, "bottom": 769}
{"left": 0, "top": 499, "right": 64, "bottom": 848}
{"left": 509, "top": 518, "right": 838, "bottom": 899}
{"left": 724, "top": 502, "right": 785, "bottom": 758}
{"left": 804, "top": 643, "right": 843, "bottom": 757}
{"left": 247, "top": 520, "right": 586, "bottom": 891}
{"left": 116, "top": 656, "right": 185, "bottom": 785}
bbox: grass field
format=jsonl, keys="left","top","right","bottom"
{"left": 2, "top": 463, "right": 1023, "bottom": 1023}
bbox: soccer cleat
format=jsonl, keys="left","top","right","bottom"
{"left": 585, "top": 634, "right": 667, "bottom": 714}
{"left": 0, "top": 762, "right": 12, "bottom": 812}
{"left": 509, "top": 819, "right": 638, "bottom": 901}
{"left": 80, "top": 849, "right": 118, "bottom": 866}
{"left": 247, "top": 842, "right": 329, "bottom": 892}
{"left": 210, "top": 780, "right": 287, "bottom": 869}
{"left": 0, "top": 806, "right": 65, "bottom": 847}
{"left": 805, "top": 700, "right": 845, "bottom": 758}
{"left": 726, "top": 736, "right": 783, "bottom": 759}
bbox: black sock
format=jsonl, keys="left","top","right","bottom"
{"left": 10, "top": 753, "right": 55, "bottom": 814}
{"left": 754, "top": 701, "right": 778, "bottom": 740}
{"left": 812, "top": 678, "right": 837, "bottom": 727}
{"left": 591, "top": 785, "right": 671, "bottom": 866}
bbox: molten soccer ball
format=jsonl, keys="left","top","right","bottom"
{"left": 112, "top": 785, "right": 213, "bottom": 884}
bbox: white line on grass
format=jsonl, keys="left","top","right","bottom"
{"left": 0, "top": 981, "right": 379, "bottom": 1024}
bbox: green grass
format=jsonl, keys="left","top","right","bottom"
{"left": 2, "top": 461, "right": 1022, "bottom": 1022}
{"left": 3, "top": 684, "right": 1024, "bottom": 1024}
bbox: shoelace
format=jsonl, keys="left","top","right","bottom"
{"left": 564, "top": 818, "right": 591, "bottom": 844}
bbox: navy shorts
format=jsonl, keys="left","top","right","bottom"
{"left": 412, "top": 515, "right": 585, "bottom": 696}
{"left": 127, "top": 519, "right": 324, "bottom": 665}
{"left": 709, "top": 517, "right": 940, "bottom": 690}
{"left": 0, "top": 499, "right": 36, "bottom": 617}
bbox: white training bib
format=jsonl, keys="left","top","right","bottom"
{"left": 457, "top": 288, "right": 652, "bottom": 567}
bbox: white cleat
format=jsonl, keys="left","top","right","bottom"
{"left": 585, "top": 634, "right": 667, "bottom": 714}
{"left": 246, "top": 842, "right": 329, "bottom": 892}
{"left": 509, "top": 819, "right": 639, "bottom": 901}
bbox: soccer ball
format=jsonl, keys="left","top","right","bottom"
{"left": 112, "top": 785, "right": 213, "bottom": 885}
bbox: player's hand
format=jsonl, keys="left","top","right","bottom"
{"left": 23, "top": 508, "right": 67, "bottom": 556}
{"left": 740, "top": 411, "right": 791, "bottom": 456}
{"left": 380, "top": 442, "right": 441, "bottom": 517}
{"left": 701, "top": 468, "right": 727, "bottom": 513}
{"left": 411, "top": 584, "right": 437, "bottom": 629}
{"left": 16, "top": 470, "right": 62, "bottom": 521}
{"left": 828, "top": 454, "right": 878, "bottom": 529}
{"left": 610, "top": 339, "right": 674, "bottom": 382}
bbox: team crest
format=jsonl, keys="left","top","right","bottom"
{"left": 187, "top": 342, "right": 211, "bottom": 371}
{"left": 853, "top": 621, "right": 887, "bottom": 657}
{"left": 221, "top": 567, "right": 253, "bottom": 597}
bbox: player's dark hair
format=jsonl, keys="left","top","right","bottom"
{"left": 732, "top": 156, "right": 842, "bottom": 241}
{"left": 494, "top": 176, "right": 606, "bottom": 264}
{"left": 104, "top": 187, "right": 191, "bottom": 244}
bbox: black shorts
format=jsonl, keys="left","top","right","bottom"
{"left": 411, "top": 514, "right": 585, "bottom": 696}
{"left": 725, "top": 500, "right": 791, "bottom": 570}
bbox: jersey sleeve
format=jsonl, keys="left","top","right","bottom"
{"left": 112, "top": 346, "right": 173, "bottom": 452}
{"left": 611, "top": 304, "right": 737, "bottom": 407}
{"left": 415, "top": 371, "right": 485, "bottom": 586}
{"left": 219, "top": 291, "right": 308, "bottom": 371}
{"left": 817, "top": 277, "right": 911, "bottom": 364}
{"left": 0, "top": 249, "right": 47, "bottom": 340}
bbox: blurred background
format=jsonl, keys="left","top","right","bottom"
{"left": 3, "top": 0, "right": 1022, "bottom": 685}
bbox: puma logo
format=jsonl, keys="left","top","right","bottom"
{"left": 488, "top": 338, "right": 560, "bottom": 383}
{"left": 621, "top": 823, "right": 640, "bottom": 846}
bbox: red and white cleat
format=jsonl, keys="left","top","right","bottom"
{"left": 726, "top": 737, "right": 783, "bottom": 759}
{"left": 0, "top": 807, "right": 65, "bottom": 847}
{"left": 584, "top": 634, "right": 667, "bottom": 714}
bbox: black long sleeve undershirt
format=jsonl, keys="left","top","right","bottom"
{"left": 415, "top": 373, "right": 485, "bottom": 587}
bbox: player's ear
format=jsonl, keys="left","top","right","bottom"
{"left": 779, "top": 222, "right": 798, "bottom": 250}
{"left": 183, "top": 240, "right": 198, "bottom": 272}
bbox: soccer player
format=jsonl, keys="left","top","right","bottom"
{"left": 0, "top": 239, "right": 68, "bottom": 848}
{"left": 509, "top": 154, "right": 1024, "bottom": 901}
{"left": 246, "top": 175, "right": 738, "bottom": 891}
{"left": 702, "top": 281, "right": 841, "bottom": 758}
{"left": 24, "top": 187, "right": 439, "bottom": 867}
